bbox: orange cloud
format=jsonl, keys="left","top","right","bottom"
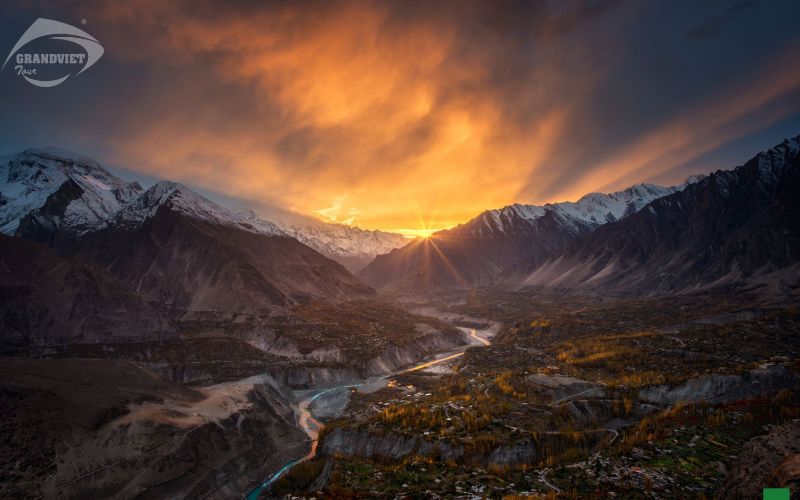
{"left": 13, "top": 1, "right": 796, "bottom": 236}
{"left": 79, "top": 0, "right": 599, "bottom": 235}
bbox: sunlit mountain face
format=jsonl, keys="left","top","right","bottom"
{"left": 2, "top": 1, "right": 800, "bottom": 499}
{"left": 2, "top": 0, "right": 800, "bottom": 237}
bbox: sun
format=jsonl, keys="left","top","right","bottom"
{"left": 388, "top": 200, "right": 455, "bottom": 239}
{"left": 397, "top": 228, "right": 436, "bottom": 239}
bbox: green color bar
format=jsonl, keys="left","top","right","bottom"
{"left": 763, "top": 488, "right": 790, "bottom": 500}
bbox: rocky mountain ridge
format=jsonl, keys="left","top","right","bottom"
{"left": 359, "top": 135, "right": 800, "bottom": 293}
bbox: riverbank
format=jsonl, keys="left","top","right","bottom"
{"left": 246, "top": 326, "right": 491, "bottom": 498}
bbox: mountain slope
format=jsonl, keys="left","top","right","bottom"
{"left": 0, "top": 234, "right": 171, "bottom": 350}
{"left": 0, "top": 148, "right": 142, "bottom": 239}
{"left": 112, "top": 180, "right": 284, "bottom": 236}
{"left": 74, "top": 182, "right": 374, "bottom": 312}
{"left": 467, "top": 182, "right": 689, "bottom": 238}
{"left": 1, "top": 150, "right": 375, "bottom": 314}
{"left": 518, "top": 136, "right": 800, "bottom": 292}
{"left": 358, "top": 182, "right": 690, "bottom": 290}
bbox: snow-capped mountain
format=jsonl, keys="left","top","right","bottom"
{"left": 1, "top": 149, "right": 288, "bottom": 250}
{"left": 360, "top": 136, "right": 800, "bottom": 292}
{"left": 359, "top": 178, "right": 701, "bottom": 290}
{"left": 112, "top": 181, "right": 284, "bottom": 236}
{"left": 75, "top": 191, "right": 373, "bottom": 311}
{"left": 0, "top": 148, "right": 403, "bottom": 273}
{"left": 119, "top": 181, "right": 407, "bottom": 273}
{"left": 518, "top": 136, "right": 800, "bottom": 292}
{"left": 469, "top": 181, "right": 697, "bottom": 238}
{"left": 0, "top": 148, "right": 374, "bottom": 313}
{"left": 269, "top": 215, "right": 408, "bottom": 272}
{"left": 275, "top": 181, "right": 696, "bottom": 276}
{"left": 0, "top": 148, "right": 142, "bottom": 235}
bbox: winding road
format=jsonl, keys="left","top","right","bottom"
{"left": 246, "top": 328, "right": 490, "bottom": 498}
{"left": 467, "top": 327, "right": 491, "bottom": 346}
{"left": 539, "top": 469, "right": 560, "bottom": 494}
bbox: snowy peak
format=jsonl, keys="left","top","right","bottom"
{"left": 2, "top": 147, "right": 398, "bottom": 273}
{"left": 115, "top": 181, "right": 283, "bottom": 236}
{"left": 752, "top": 134, "right": 800, "bottom": 182}
{"left": 0, "top": 149, "right": 284, "bottom": 239}
{"left": 0, "top": 148, "right": 141, "bottom": 234}
{"left": 562, "top": 182, "right": 680, "bottom": 222}
{"left": 259, "top": 210, "right": 408, "bottom": 271}
{"left": 688, "top": 135, "right": 800, "bottom": 199}
{"left": 275, "top": 217, "right": 408, "bottom": 259}
{"left": 683, "top": 174, "right": 707, "bottom": 186}
{"left": 466, "top": 181, "right": 691, "bottom": 238}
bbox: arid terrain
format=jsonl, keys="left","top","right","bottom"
{"left": 264, "top": 290, "right": 800, "bottom": 498}
{"left": 1, "top": 105, "right": 798, "bottom": 499}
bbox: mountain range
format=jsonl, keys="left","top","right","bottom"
{"left": 358, "top": 179, "right": 698, "bottom": 290}
{"left": 359, "top": 135, "right": 800, "bottom": 294}
{"left": 1, "top": 134, "right": 798, "bottom": 343}
{"left": 264, "top": 211, "right": 408, "bottom": 273}
{"left": 518, "top": 136, "right": 800, "bottom": 292}
{"left": 0, "top": 149, "right": 376, "bottom": 347}
{"left": 0, "top": 148, "right": 406, "bottom": 268}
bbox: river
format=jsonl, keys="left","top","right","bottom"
{"left": 245, "top": 327, "right": 491, "bottom": 499}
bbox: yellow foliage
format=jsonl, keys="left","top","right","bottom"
{"left": 624, "top": 397, "right": 634, "bottom": 416}
{"left": 602, "top": 331, "right": 656, "bottom": 341}
{"left": 494, "top": 371, "right": 527, "bottom": 399}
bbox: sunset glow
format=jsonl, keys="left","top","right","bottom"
{"left": 2, "top": 2, "right": 800, "bottom": 499}
{"left": 2, "top": 1, "right": 800, "bottom": 235}
{"left": 398, "top": 228, "right": 438, "bottom": 239}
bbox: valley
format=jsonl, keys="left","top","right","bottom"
{"left": 267, "top": 291, "right": 799, "bottom": 499}
{"left": 4, "top": 281, "right": 795, "bottom": 499}
{"left": 1, "top": 137, "right": 798, "bottom": 498}
{"left": 0, "top": 304, "right": 480, "bottom": 499}
{"left": 246, "top": 326, "right": 492, "bottom": 499}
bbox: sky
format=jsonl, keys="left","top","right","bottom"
{"left": 1, "top": 0, "right": 800, "bottom": 237}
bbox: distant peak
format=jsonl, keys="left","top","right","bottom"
{"left": 136, "top": 180, "right": 217, "bottom": 211}
{"left": 145, "top": 180, "right": 193, "bottom": 197}
{"left": 576, "top": 191, "right": 604, "bottom": 201}
{"left": 775, "top": 135, "right": 800, "bottom": 155}
{"left": 0, "top": 148, "right": 142, "bottom": 235}
{"left": 463, "top": 180, "right": 684, "bottom": 238}
{"left": 21, "top": 147, "right": 102, "bottom": 166}
{"left": 683, "top": 174, "right": 707, "bottom": 186}
{"left": 13, "top": 147, "right": 136, "bottom": 191}
{"left": 122, "top": 180, "right": 283, "bottom": 237}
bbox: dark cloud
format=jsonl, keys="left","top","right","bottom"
{"left": 687, "top": 0, "right": 757, "bottom": 41}
{"left": 0, "top": 0, "right": 799, "bottom": 234}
